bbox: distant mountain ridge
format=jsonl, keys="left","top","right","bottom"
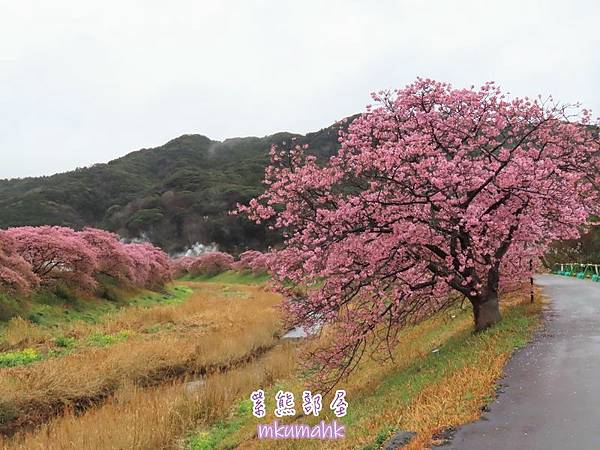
{"left": 0, "top": 120, "right": 348, "bottom": 253}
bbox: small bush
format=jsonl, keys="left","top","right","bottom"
{"left": 27, "top": 312, "right": 43, "bottom": 324}
{"left": 87, "top": 330, "right": 131, "bottom": 347}
{"left": 54, "top": 284, "right": 77, "bottom": 302}
{"left": 0, "top": 348, "right": 41, "bottom": 368}
{"left": 0, "top": 294, "right": 24, "bottom": 322}
{"left": 54, "top": 336, "right": 77, "bottom": 348}
{"left": 0, "top": 400, "right": 17, "bottom": 425}
{"left": 144, "top": 325, "right": 161, "bottom": 334}
{"left": 4, "top": 316, "right": 42, "bottom": 346}
{"left": 97, "top": 284, "right": 122, "bottom": 302}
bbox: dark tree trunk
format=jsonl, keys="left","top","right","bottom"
{"left": 471, "top": 290, "right": 502, "bottom": 331}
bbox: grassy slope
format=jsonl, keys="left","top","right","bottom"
{"left": 0, "top": 284, "right": 193, "bottom": 352}
{"left": 0, "top": 273, "right": 286, "bottom": 450}
{"left": 1, "top": 283, "right": 188, "bottom": 328}
{"left": 0, "top": 276, "right": 280, "bottom": 431}
{"left": 0, "top": 277, "right": 542, "bottom": 450}
{"left": 182, "top": 271, "right": 270, "bottom": 285}
{"left": 188, "top": 293, "right": 542, "bottom": 450}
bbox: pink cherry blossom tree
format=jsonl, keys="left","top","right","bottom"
{"left": 188, "top": 251, "right": 234, "bottom": 276}
{"left": 241, "top": 79, "right": 600, "bottom": 387}
{"left": 0, "top": 230, "right": 39, "bottom": 295}
{"left": 232, "top": 250, "right": 270, "bottom": 275}
{"left": 6, "top": 226, "right": 99, "bottom": 293}
{"left": 122, "top": 242, "right": 172, "bottom": 290}
{"left": 1, "top": 226, "right": 172, "bottom": 295}
{"left": 172, "top": 256, "right": 196, "bottom": 278}
{"left": 80, "top": 228, "right": 135, "bottom": 282}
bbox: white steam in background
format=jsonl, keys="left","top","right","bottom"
{"left": 171, "top": 242, "right": 218, "bottom": 259}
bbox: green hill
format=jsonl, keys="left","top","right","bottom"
{"left": 0, "top": 121, "right": 347, "bottom": 253}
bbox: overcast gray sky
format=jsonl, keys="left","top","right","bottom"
{"left": 0, "top": 0, "right": 598, "bottom": 179}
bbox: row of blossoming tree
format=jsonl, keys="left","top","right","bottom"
{"left": 173, "top": 250, "right": 269, "bottom": 278}
{"left": 240, "top": 79, "right": 600, "bottom": 388}
{"left": 0, "top": 226, "right": 172, "bottom": 296}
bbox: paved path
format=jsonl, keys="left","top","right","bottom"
{"left": 441, "top": 275, "right": 600, "bottom": 450}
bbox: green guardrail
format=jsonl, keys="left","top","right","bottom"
{"left": 554, "top": 264, "right": 600, "bottom": 282}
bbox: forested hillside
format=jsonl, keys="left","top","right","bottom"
{"left": 0, "top": 121, "right": 346, "bottom": 253}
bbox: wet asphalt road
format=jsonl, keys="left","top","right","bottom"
{"left": 440, "top": 275, "right": 600, "bottom": 450}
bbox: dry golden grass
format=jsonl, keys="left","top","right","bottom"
{"left": 1, "top": 344, "right": 297, "bottom": 450}
{"left": 91, "top": 283, "right": 266, "bottom": 334}
{"left": 3, "top": 318, "right": 44, "bottom": 347}
{"left": 231, "top": 304, "right": 475, "bottom": 450}
{"left": 226, "top": 290, "right": 542, "bottom": 450}
{"left": 402, "top": 361, "right": 507, "bottom": 449}
{"left": 0, "top": 281, "right": 284, "bottom": 434}
{"left": 400, "top": 295, "right": 543, "bottom": 449}
{"left": 0, "top": 283, "right": 542, "bottom": 450}
{"left": 4, "top": 283, "right": 277, "bottom": 349}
